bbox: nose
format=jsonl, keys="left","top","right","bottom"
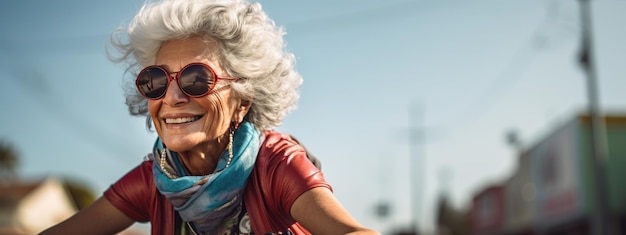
{"left": 162, "top": 79, "right": 189, "bottom": 106}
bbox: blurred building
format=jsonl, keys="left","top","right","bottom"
{"left": 503, "top": 150, "right": 534, "bottom": 235}
{"left": 530, "top": 115, "right": 589, "bottom": 234}
{"left": 531, "top": 114, "right": 626, "bottom": 234}
{"left": 0, "top": 177, "right": 76, "bottom": 234}
{"left": 469, "top": 114, "right": 626, "bottom": 235}
{"left": 0, "top": 177, "right": 147, "bottom": 235}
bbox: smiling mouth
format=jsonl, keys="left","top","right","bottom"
{"left": 164, "top": 116, "right": 202, "bottom": 124}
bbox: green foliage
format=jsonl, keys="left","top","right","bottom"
{"left": 63, "top": 179, "right": 96, "bottom": 210}
{"left": 0, "top": 139, "right": 19, "bottom": 179}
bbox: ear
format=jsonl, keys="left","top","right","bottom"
{"left": 233, "top": 99, "right": 252, "bottom": 123}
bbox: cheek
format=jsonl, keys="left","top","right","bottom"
{"left": 147, "top": 100, "right": 162, "bottom": 130}
{"left": 147, "top": 100, "right": 161, "bottom": 119}
{"left": 202, "top": 93, "right": 238, "bottom": 132}
{"left": 205, "top": 95, "right": 229, "bottom": 126}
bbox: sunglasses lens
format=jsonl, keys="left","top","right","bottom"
{"left": 137, "top": 67, "right": 169, "bottom": 99}
{"left": 179, "top": 64, "right": 214, "bottom": 97}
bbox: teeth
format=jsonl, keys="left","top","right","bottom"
{"left": 165, "top": 116, "right": 200, "bottom": 124}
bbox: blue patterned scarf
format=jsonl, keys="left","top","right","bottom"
{"left": 152, "top": 121, "right": 261, "bottom": 234}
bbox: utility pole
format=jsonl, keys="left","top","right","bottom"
{"left": 578, "top": 0, "right": 613, "bottom": 234}
{"left": 409, "top": 102, "right": 425, "bottom": 234}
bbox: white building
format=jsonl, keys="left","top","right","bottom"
{"left": 0, "top": 177, "right": 77, "bottom": 234}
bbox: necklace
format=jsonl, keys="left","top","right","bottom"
{"left": 159, "top": 148, "right": 175, "bottom": 178}
{"left": 186, "top": 221, "right": 199, "bottom": 235}
{"left": 159, "top": 135, "right": 234, "bottom": 178}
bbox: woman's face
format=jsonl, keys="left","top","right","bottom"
{"left": 148, "top": 36, "right": 249, "bottom": 152}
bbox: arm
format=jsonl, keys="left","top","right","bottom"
{"left": 291, "top": 187, "right": 379, "bottom": 235}
{"left": 39, "top": 197, "right": 134, "bottom": 235}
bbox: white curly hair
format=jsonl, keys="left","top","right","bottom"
{"left": 109, "top": 0, "right": 302, "bottom": 131}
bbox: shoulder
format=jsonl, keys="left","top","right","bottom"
{"left": 118, "top": 159, "right": 155, "bottom": 184}
{"left": 104, "top": 159, "right": 155, "bottom": 199}
{"left": 103, "top": 159, "right": 156, "bottom": 222}
{"left": 261, "top": 131, "right": 301, "bottom": 153}
{"left": 106, "top": 160, "right": 154, "bottom": 190}
{"left": 256, "top": 131, "right": 307, "bottom": 169}
{"left": 253, "top": 130, "right": 332, "bottom": 198}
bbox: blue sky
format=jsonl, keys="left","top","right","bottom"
{"left": 1, "top": 0, "right": 625, "bottom": 233}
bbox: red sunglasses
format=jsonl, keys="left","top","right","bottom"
{"left": 135, "top": 62, "right": 239, "bottom": 100}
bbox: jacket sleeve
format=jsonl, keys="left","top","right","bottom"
{"left": 245, "top": 132, "right": 332, "bottom": 233}
{"left": 269, "top": 139, "right": 332, "bottom": 213}
{"left": 103, "top": 160, "right": 155, "bottom": 222}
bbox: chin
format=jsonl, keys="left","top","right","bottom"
{"left": 161, "top": 134, "right": 206, "bottom": 152}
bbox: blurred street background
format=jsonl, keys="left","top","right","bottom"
{"left": 0, "top": 0, "right": 625, "bottom": 234}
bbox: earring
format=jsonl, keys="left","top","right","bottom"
{"left": 225, "top": 121, "right": 237, "bottom": 169}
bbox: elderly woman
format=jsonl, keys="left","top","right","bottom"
{"left": 40, "top": 0, "right": 378, "bottom": 234}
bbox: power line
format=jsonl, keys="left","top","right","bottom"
{"left": 433, "top": 0, "right": 581, "bottom": 134}
{"left": 0, "top": 38, "right": 145, "bottom": 167}
{"left": 283, "top": 0, "right": 465, "bottom": 38}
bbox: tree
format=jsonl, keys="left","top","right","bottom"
{"left": 0, "top": 139, "right": 96, "bottom": 209}
{"left": 63, "top": 178, "right": 96, "bottom": 210}
{"left": 0, "top": 139, "right": 19, "bottom": 180}
{"left": 436, "top": 193, "right": 469, "bottom": 235}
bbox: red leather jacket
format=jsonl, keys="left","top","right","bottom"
{"left": 104, "top": 132, "right": 331, "bottom": 234}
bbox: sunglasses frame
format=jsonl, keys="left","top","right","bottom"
{"left": 135, "top": 62, "right": 239, "bottom": 100}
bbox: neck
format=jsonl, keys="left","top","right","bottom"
{"left": 178, "top": 136, "right": 229, "bottom": 176}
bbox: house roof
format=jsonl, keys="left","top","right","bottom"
{"left": 0, "top": 179, "right": 46, "bottom": 211}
